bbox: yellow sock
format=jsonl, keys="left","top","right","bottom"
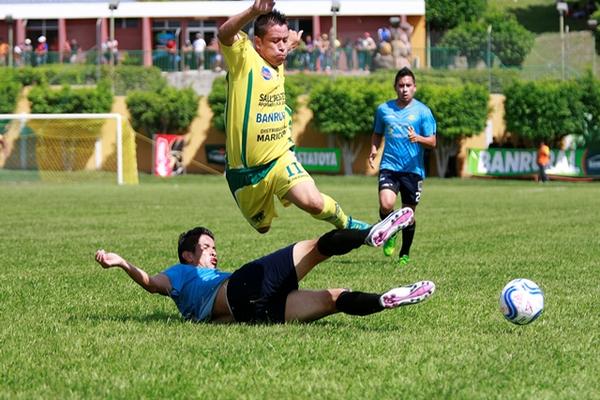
{"left": 312, "top": 193, "right": 349, "bottom": 229}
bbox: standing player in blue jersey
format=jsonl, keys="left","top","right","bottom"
{"left": 368, "top": 67, "right": 436, "bottom": 266}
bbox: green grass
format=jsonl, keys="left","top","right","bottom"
{"left": 1, "top": 176, "right": 599, "bottom": 399}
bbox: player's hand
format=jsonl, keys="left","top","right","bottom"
{"left": 252, "top": 0, "right": 275, "bottom": 15}
{"left": 95, "top": 250, "right": 126, "bottom": 269}
{"left": 408, "top": 126, "right": 419, "bottom": 143}
{"left": 288, "top": 29, "right": 303, "bottom": 52}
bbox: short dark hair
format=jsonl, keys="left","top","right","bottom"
{"left": 394, "top": 67, "right": 416, "bottom": 86}
{"left": 254, "top": 10, "right": 288, "bottom": 38}
{"left": 177, "top": 226, "right": 214, "bottom": 263}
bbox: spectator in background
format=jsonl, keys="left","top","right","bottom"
{"left": 0, "top": 37, "right": 9, "bottom": 66}
{"left": 206, "top": 37, "right": 221, "bottom": 72}
{"left": 343, "top": 38, "right": 354, "bottom": 70}
{"left": 182, "top": 39, "right": 194, "bottom": 70}
{"left": 193, "top": 33, "right": 207, "bottom": 70}
{"left": 13, "top": 43, "right": 23, "bottom": 66}
{"left": 35, "top": 36, "right": 48, "bottom": 66}
{"left": 304, "top": 34, "right": 316, "bottom": 71}
{"left": 166, "top": 38, "right": 178, "bottom": 71}
{"left": 317, "top": 33, "right": 330, "bottom": 71}
{"left": 536, "top": 141, "right": 551, "bottom": 183}
{"left": 62, "top": 39, "right": 72, "bottom": 63}
{"left": 358, "top": 32, "right": 376, "bottom": 71}
{"left": 23, "top": 38, "right": 33, "bottom": 66}
{"left": 111, "top": 40, "right": 120, "bottom": 65}
{"left": 69, "top": 39, "right": 80, "bottom": 64}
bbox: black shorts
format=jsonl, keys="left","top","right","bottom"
{"left": 378, "top": 169, "right": 423, "bottom": 206}
{"left": 226, "top": 244, "right": 298, "bottom": 324}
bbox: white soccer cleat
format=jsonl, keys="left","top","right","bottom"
{"left": 379, "top": 281, "right": 436, "bottom": 308}
{"left": 365, "top": 207, "right": 414, "bottom": 247}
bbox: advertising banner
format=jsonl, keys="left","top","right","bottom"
{"left": 153, "top": 134, "right": 185, "bottom": 177}
{"left": 466, "top": 148, "right": 592, "bottom": 177}
{"left": 295, "top": 147, "right": 341, "bottom": 173}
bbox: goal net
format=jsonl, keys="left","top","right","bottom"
{"left": 0, "top": 113, "right": 138, "bottom": 185}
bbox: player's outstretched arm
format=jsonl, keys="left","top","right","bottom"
{"left": 217, "top": 0, "right": 275, "bottom": 46}
{"left": 95, "top": 250, "right": 171, "bottom": 296}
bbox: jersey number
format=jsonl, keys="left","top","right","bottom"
{"left": 286, "top": 162, "right": 303, "bottom": 178}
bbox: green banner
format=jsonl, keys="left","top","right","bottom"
{"left": 467, "top": 148, "right": 587, "bottom": 177}
{"left": 295, "top": 147, "right": 341, "bottom": 173}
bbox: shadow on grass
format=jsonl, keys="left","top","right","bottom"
{"left": 69, "top": 311, "right": 183, "bottom": 324}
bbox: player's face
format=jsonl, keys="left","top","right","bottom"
{"left": 255, "top": 23, "right": 289, "bottom": 67}
{"left": 191, "top": 234, "right": 218, "bottom": 268}
{"left": 395, "top": 75, "right": 416, "bottom": 106}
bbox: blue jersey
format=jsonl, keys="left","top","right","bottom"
{"left": 162, "top": 264, "right": 232, "bottom": 322}
{"left": 373, "top": 99, "right": 436, "bottom": 178}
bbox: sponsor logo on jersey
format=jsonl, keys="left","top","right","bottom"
{"left": 256, "top": 111, "right": 286, "bottom": 123}
{"left": 261, "top": 66, "right": 272, "bottom": 80}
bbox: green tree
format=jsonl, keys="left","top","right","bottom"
{"left": 575, "top": 73, "right": 600, "bottom": 149}
{"left": 417, "top": 83, "right": 489, "bottom": 177}
{"left": 309, "top": 78, "right": 389, "bottom": 175}
{"left": 504, "top": 80, "right": 582, "bottom": 145}
{"left": 440, "top": 22, "right": 487, "bottom": 68}
{"left": 484, "top": 11, "right": 534, "bottom": 67}
{"left": 426, "top": 0, "right": 487, "bottom": 32}
{"left": 441, "top": 11, "right": 534, "bottom": 68}
{"left": 126, "top": 87, "right": 198, "bottom": 137}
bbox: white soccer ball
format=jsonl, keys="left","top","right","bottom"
{"left": 499, "top": 278, "right": 544, "bottom": 325}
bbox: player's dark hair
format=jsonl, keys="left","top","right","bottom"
{"left": 177, "top": 226, "right": 214, "bottom": 263}
{"left": 394, "top": 67, "right": 416, "bottom": 86}
{"left": 254, "top": 10, "right": 288, "bottom": 38}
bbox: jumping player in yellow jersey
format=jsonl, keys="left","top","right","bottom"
{"left": 217, "top": 0, "right": 369, "bottom": 234}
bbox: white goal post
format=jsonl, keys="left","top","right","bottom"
{"left": 0, "top": 113, "right": 138, "bottom": 185}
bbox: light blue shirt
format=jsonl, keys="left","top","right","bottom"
{"left": 162, "top": 264, "right": 232, "bottom": 322}
{"left": 373, "top": 99, "right": 436, "bottom": 178}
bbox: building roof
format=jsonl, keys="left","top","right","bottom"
{"left": 1, "top": 0, "right": 425, "bottom": 20}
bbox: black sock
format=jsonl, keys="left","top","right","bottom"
{"left": 317, "top": 229, "right": 369, "bottom": 257}
{"left": 335, "top": 291, "right": 384, "bottom": 316}
{"left": 399, "top": 221, "right": 416, "bottom": 257}
{"left": 379, "top": 209, "right": 391, "bottom": 221}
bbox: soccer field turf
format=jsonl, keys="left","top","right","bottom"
{"left": 1, "top": 175, "right": 599, "bottom": 399}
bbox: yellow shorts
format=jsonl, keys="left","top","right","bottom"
{"left": 226, "top": 150, "right": 314, "bottom": 231}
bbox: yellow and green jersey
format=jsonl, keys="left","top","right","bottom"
{"left": 220, "top": 32, "right": 294, "bottom": 169}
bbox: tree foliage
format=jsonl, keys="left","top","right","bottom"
{"left": 441, "top": 11, "right": 534, "bottom": 68}
{"left": 505, "top": 75, "right": 600, "bottom": 148}
{"left": 309, "top": 78, "right": 389, "bottom": 174}
{"left": 27, "top": 81, "right": 113, "bottom": 114}
{"left": 504, "top": 80, "right": 580, "bottom": 144}
{"left": 126, "top": 87, "right": 198, "bottom": 137}
{"left": 426, "top": 0, "right": 487, "bottom": 32}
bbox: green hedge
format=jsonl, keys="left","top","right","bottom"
{"left": 126, "top": 87, "right": 199, "bottom": 137}
{"left": 12, "top": 65, "right": 166, "bottom": 95}
{"left": 0, "top": 70, "right": 22, "bottom": 114}
{"left": 27, "top": 81, "right": 113, "bottom": 114}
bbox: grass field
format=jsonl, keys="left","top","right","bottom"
{"left": 1, "top": 175, "right": 599, "bottom": 399}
